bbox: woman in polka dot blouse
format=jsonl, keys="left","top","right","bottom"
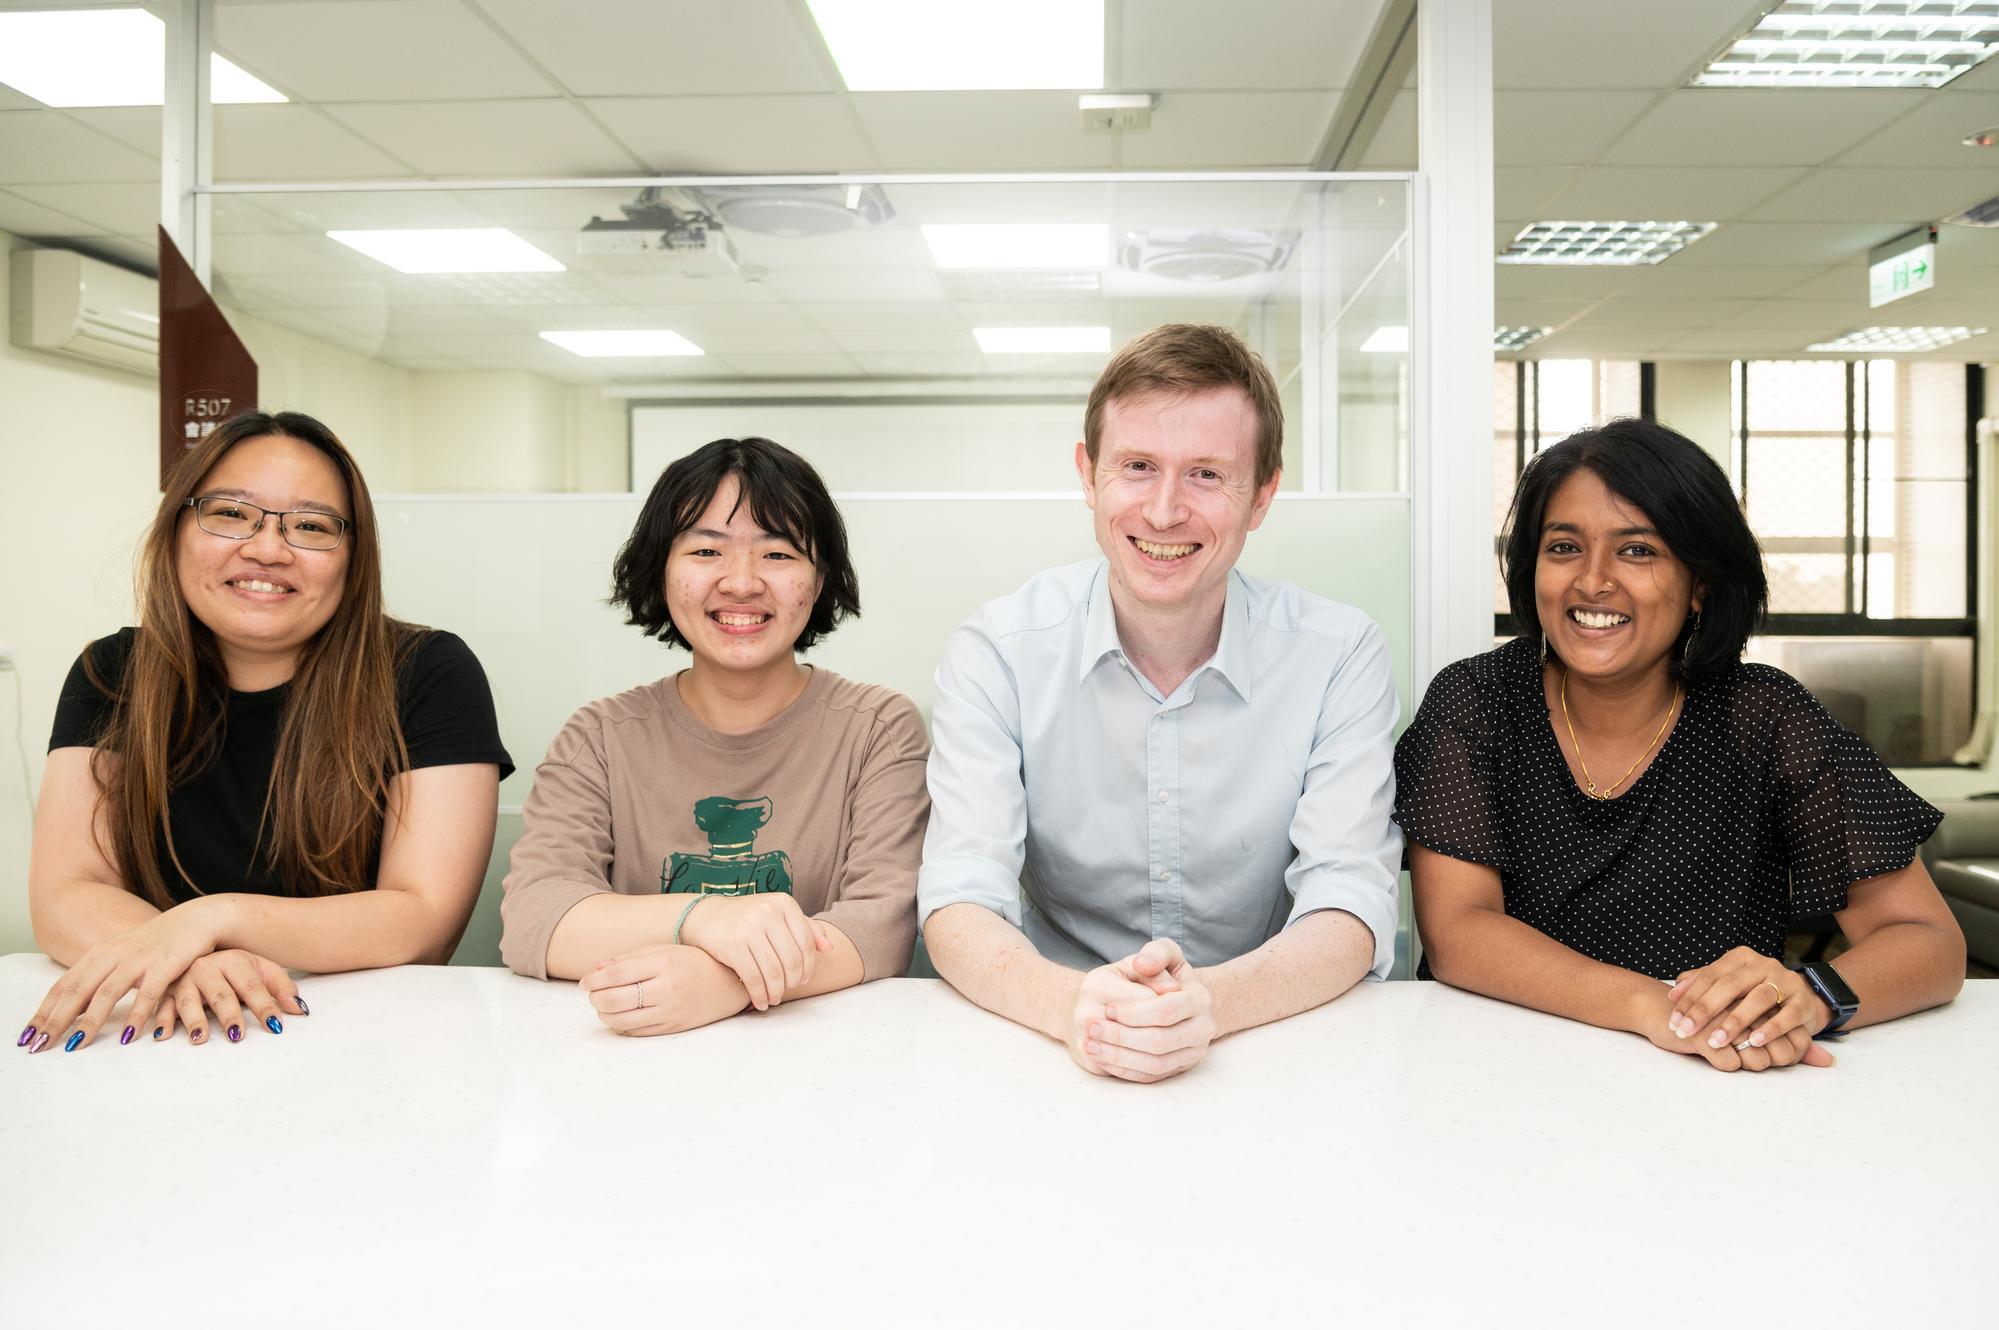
{"left": 1394, "top": 417, "right": 1965, "bottom": 1073}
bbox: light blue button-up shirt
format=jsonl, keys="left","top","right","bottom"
{"left": 918, "top": 558, "right": 1402, "bottom": 979}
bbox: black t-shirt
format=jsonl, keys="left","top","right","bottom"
{"left": 50, "top": 626, "right": 513, "bottom": 902}
{"left": 1392, "top": 635, "right": 1941, "bottom": 980}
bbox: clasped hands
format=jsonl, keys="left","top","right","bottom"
{"left": 1640, "top": 945, "right": 1835, "bottom": 1073}
{"left": 1065, "top": 938, "right": 1218, "bottom": 1084}
{"left": 579, "top": 892, "right": 835, "bottom": 1037}
{"left": 20, "top": 899, "right": 304, "bottom": 1055}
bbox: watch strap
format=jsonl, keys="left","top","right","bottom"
{"left": 1798, "top": 962, "right": 1858, "bottom": 1034}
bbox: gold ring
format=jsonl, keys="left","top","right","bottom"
{"left": 1759, "top": 979, "right": 1784, "bottom": 1007}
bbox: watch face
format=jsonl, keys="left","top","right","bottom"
{"left": 1807, "top": 963, "right": 1859, "bottom": 1010}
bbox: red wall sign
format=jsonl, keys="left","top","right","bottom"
{"left": 158, "top": 226, "right": 258, "bottom": 487}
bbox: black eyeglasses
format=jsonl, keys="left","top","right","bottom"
{"left": 183, "top": 496, "right": 351, "bottom": 551}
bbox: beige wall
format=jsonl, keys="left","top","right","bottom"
{"left": 1652, "top": 361, "right": 1731, "bottom": 465}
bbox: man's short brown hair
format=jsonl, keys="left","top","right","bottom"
{"left": 1083, "top": 323, "right": 1284, "bottom": 487}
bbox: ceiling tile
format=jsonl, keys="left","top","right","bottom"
{"left": 849, "top": 352, "right": 989, "bottom": 376}
{"left": 769, "top": 268, "right": 946, "bottom": 303}
{"left": 1495, "top": 0, "right": 1767, "bottom": 89}
{"left": 0, "top": 85, "right": 37, "bottom": 111}
{"left": 1668, "top": 221, "right": 1909, "bottom": 267}
{"left": 215, "top": 105, "right": 416, "bottom": 179}
{"left": 1120, "top": 0, "right": 1369, "bottom": 90}
{"left": 727, "top": 226, "right": 929, "bottom": 272}
{"left": 1119, "top": 92, "right": 1337, "bottom": 168}
{"left": 323, "top": 100, "right": 642, "bottom": 177}
{"left": 1495, "top": 168, "right": 1578, "bottom": 221}
{"left": 1710, "top": 299, "right": 1878, "bottom": 329}
{"left": 825, "top": 326, "right": 980, "bottom": 354}
{"left": 796, "top": 301, "right": 972, "bottom": 332}
{"left": 1771, "top": 264, "right": 1867, "bottom": 300}
{"left": 1519, "top": 328, "right": 1699, "bottom": 354}
{"left": 713, "top": 353, "right": 863, "bottom": 378}
{"left": 1491, "top": 299, "right": 1600, "bottom": 332}
{"left": 1494, "top": 266, "right": 1637, "bottom": 301}
{"left": 0, "top": 111, "right": 159, "bottom": 184}
{"left": 1609, "top": 263, "right": 1820, "bottom": 298}
{"left": 853, "top": 93, "right": 1114, "bottom": 170}
{"left": 216, "top": 0, "right": 555, "bottom": 101}
{"left": 1567, "top": 298, "right": 1751, "bottom": 330}
{"left": 1742, "top": 170, "right": 1997, "bottom": 223}
{"left": 474, "top": 0, "right": 835, "bottom": 96}
{"left": 1600, "top": 89, "right": 1925, "bottom": 167}
{"left": 6, "top": 182, "right": 160, "bottom": 234}
{"left": 1945, "top": 57, "right": 1999, "bottom": 93}
{"left": 585, "top": 95, "right": 875, "bottom": 173}
{"left": 1938, "top": 224, "right": 1999, "bottom": 269}
{"left": 1496, "top": 92, "right": 1656, "bottom": 166}
{"left": 0, "top": 188, "right": 107, "bottom": 238}
{"left": 1544, "top": 166, "right": 1807, "bottom": 221}
{"left": 1836, "top": 93, "right": 1999, "bottom": 168}
{"left": 1661, "top": 328, "right": 1830, "bottom": 353}
{"left": 60, "top": 108, "right": 161, "bottom": 158}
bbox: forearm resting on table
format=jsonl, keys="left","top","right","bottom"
{"left": 29, "top": 877, "right": 164, "bottom": 966}
{"left": 923, "top": 902, "right": 1083, "bottom": 1040}
{"left": 205, "top": 886, "right": 467, "bottom": 971}
{"left": 1201, "top": 908, "right": 1375, "bottom": 1038}
{"left": 1422, "top": 900, "right": 1660, "bottom": 1033}
{"left": 546, "top": 890, "right": 867, "bottom": 998}
{"left": 1827, "top": 860, "right": 1966, "bottom": 1031}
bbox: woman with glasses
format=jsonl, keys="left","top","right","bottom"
{"left": 500, "top": 437, "right": 927, "bottom": 1035}
{"left": 20, "top": 412, "right": 511, "bottom": 1055}
{"left": 1394, "top": 418, "right": 1963, "bottom": 1073}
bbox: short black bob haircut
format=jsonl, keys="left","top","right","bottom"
{"left": 611, "top": 437, "right": 860, "bottom": 654}
{"left": 1501, "top": 416, "right": 1767, "bottom": 685}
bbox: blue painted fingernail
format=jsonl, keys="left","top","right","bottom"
{"left": 152, "top": 1027, "right": 166, "bottom": 1041}
{"left": 295, "top": 995, "right": 309, "bottom": 1015}
{"left": 63, "top": 1030, "right": 84, "bottom": 1053}
{"left": 265, "top": 1016, "right": 283, "bottom": 1034}
{"left": 17, "top": 1025, "right": 33, "bottom": 1048}
{"left": 226, "top": 1025, "right": 242, "bottom": 1043}
{"left": 119, "top": 1026, "right": 136, "bottom": 1046}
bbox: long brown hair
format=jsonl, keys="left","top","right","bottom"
{"left": 91, "top": 412, "right": 419, "bottom": 904}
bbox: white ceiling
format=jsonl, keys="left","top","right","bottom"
{"left": 0, "top": 0, "right": 1994, "bottom": 370}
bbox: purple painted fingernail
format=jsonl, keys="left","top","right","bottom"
{"left": 119, "top": 1026, "right": 136, "bottom": 1046}
{"left": 17, "top": 1025, "right": 33, "bottom": 1048}
{"left": 226, "top": 1025, "right": 242, "bottom": 1043}
{"left": 190, "top": 1027, "right": 205, "bottom": 1043}
{"left": 30, "top": 1032, "right": 50, "bottom": 1054}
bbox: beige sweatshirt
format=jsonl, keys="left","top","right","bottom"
{"left": 500, "top": 667, "right": 929, "bottom": 981}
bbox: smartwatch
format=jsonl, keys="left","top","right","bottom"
{"left": 1797, "top": 961, "right": 1859, "bottom": 1035}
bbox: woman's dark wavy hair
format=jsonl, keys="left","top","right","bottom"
{"left": 1501, "top": 416, "right": 1767, "bottom": 684}
{"left": 611, "top": 437, "right": 860, "bottom": 654}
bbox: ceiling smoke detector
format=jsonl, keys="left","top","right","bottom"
{"left": 699, "top": 183, "right": 896, "bottom": 237}
{"left": 1117, "top": 230, "right": 1298, "bottom": 283}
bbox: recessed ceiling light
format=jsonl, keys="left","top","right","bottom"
{"left": 1966, "top": 126, "right": 1999, "bottom": 147}
{"left": 1497, "top": 221, "right": 1717, "bottom": 266}
{"left": 973, "top": 326, "right": 1111, "bottom": 354}
{"left": 1494, "top": 326, "right": 1550, "bottom": 351}
{"left": 922, "top": 224, "right": 1108, "bottom": 270}
{"left": 0, "top": 8, "right": 284, "bottom": 106}
{"left": 1693, "top": 2, "right": 1999, "bottom": 89}
{"left": 1806, "top": 326, "right": 1989, "bottom": 353}
{"left": 540, "top": 330, "right": 704, "bottom": 358}
{"left": 805, "top": 0, "right": 1103, "bottom": 91}
{"left": 328, "top": 229, "right": 564, "bottom": 274}
{"left": 1360, "top": 326, "right": 1409, "bottom": 354}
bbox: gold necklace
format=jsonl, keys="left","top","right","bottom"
{"left": 1559, "top": 669, "right": 1681, "bottom": 801}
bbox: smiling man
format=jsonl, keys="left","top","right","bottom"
{"left": 918, "top": 324, "right": 1403, "bottom": 1083}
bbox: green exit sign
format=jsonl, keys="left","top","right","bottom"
{"left": 1869, "top": 226, "right": 1937, "bottom": 308}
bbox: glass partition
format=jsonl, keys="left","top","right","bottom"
{"left": 195, "top": 175, "right": 1411, "bottom": 494}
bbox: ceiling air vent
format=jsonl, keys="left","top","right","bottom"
{"left": 698, "top": 183, "right": 895, "bottom": 237}
{"left": 1118, "top": 229, "right": 1298, "bottom": 283}
{"left": 1946, "top": 195, "right": 1999, "bottom": 228}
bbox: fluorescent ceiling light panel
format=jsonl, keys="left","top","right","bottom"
{"left": 922, "top": 224, "right": 1108, "bottom": 270}
{"left": 1494, "top": 326, "right": 1550, "bottom": 351}
{"left": 327, "top": 229, "right": 564, "bottom": 274}
{"left": 1693, "top": 2, "right": 1999, "bottom": 89}
{"left": 1498, "top": 221, "right": 1717, "bottom": 266}
{"left": 540, "top": 330, "right": 704, "bottom": 358}
{"left": 1360, "top": 326, "right": 1409, "bottom": 354}
{"left": 806, "top": 0, "right": 1103, "bottom": 90}
{"left": 1806, "top": 326, "right": 1988, "bottom": 353}
{"left": 0, "top": 9, "right": 284, "bottom": 106}
{"left": 973, "top": 326, "right": 1111, "bottom": 354}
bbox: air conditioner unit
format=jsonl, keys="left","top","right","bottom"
{"left": 9, "top": 248, "right": 159, "bottom": 375}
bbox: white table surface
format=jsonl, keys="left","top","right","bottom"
{"left": 1, "top": 954, "right": 1993, "bottom": 1328}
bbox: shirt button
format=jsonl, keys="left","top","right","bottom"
{"left": 1157, "top": 790, "right": 1169, "bottom": 802}
{"left": 1158, "top": 868, "right": 1171, "bottom": 880}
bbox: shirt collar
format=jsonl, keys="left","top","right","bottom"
{"left": 1076, "top": 561, "right": 1253, "bottom": 703}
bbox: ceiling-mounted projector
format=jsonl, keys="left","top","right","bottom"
{"left": 580, "top": 187, "right": 739, "bottom": 275}
{"left": 1118, "top": 229, "right": 1299, "bottom": 283}
{"left": 697, "top": 183, "right": 896, "bottom": 237}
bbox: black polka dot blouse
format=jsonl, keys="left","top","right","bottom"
{"left": 1393, "top": 636, "right": 1942, "bottom": 981}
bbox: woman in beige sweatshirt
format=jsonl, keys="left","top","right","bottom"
{"left": 500, "top": 437, "right": 929, "bottom": 1034}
